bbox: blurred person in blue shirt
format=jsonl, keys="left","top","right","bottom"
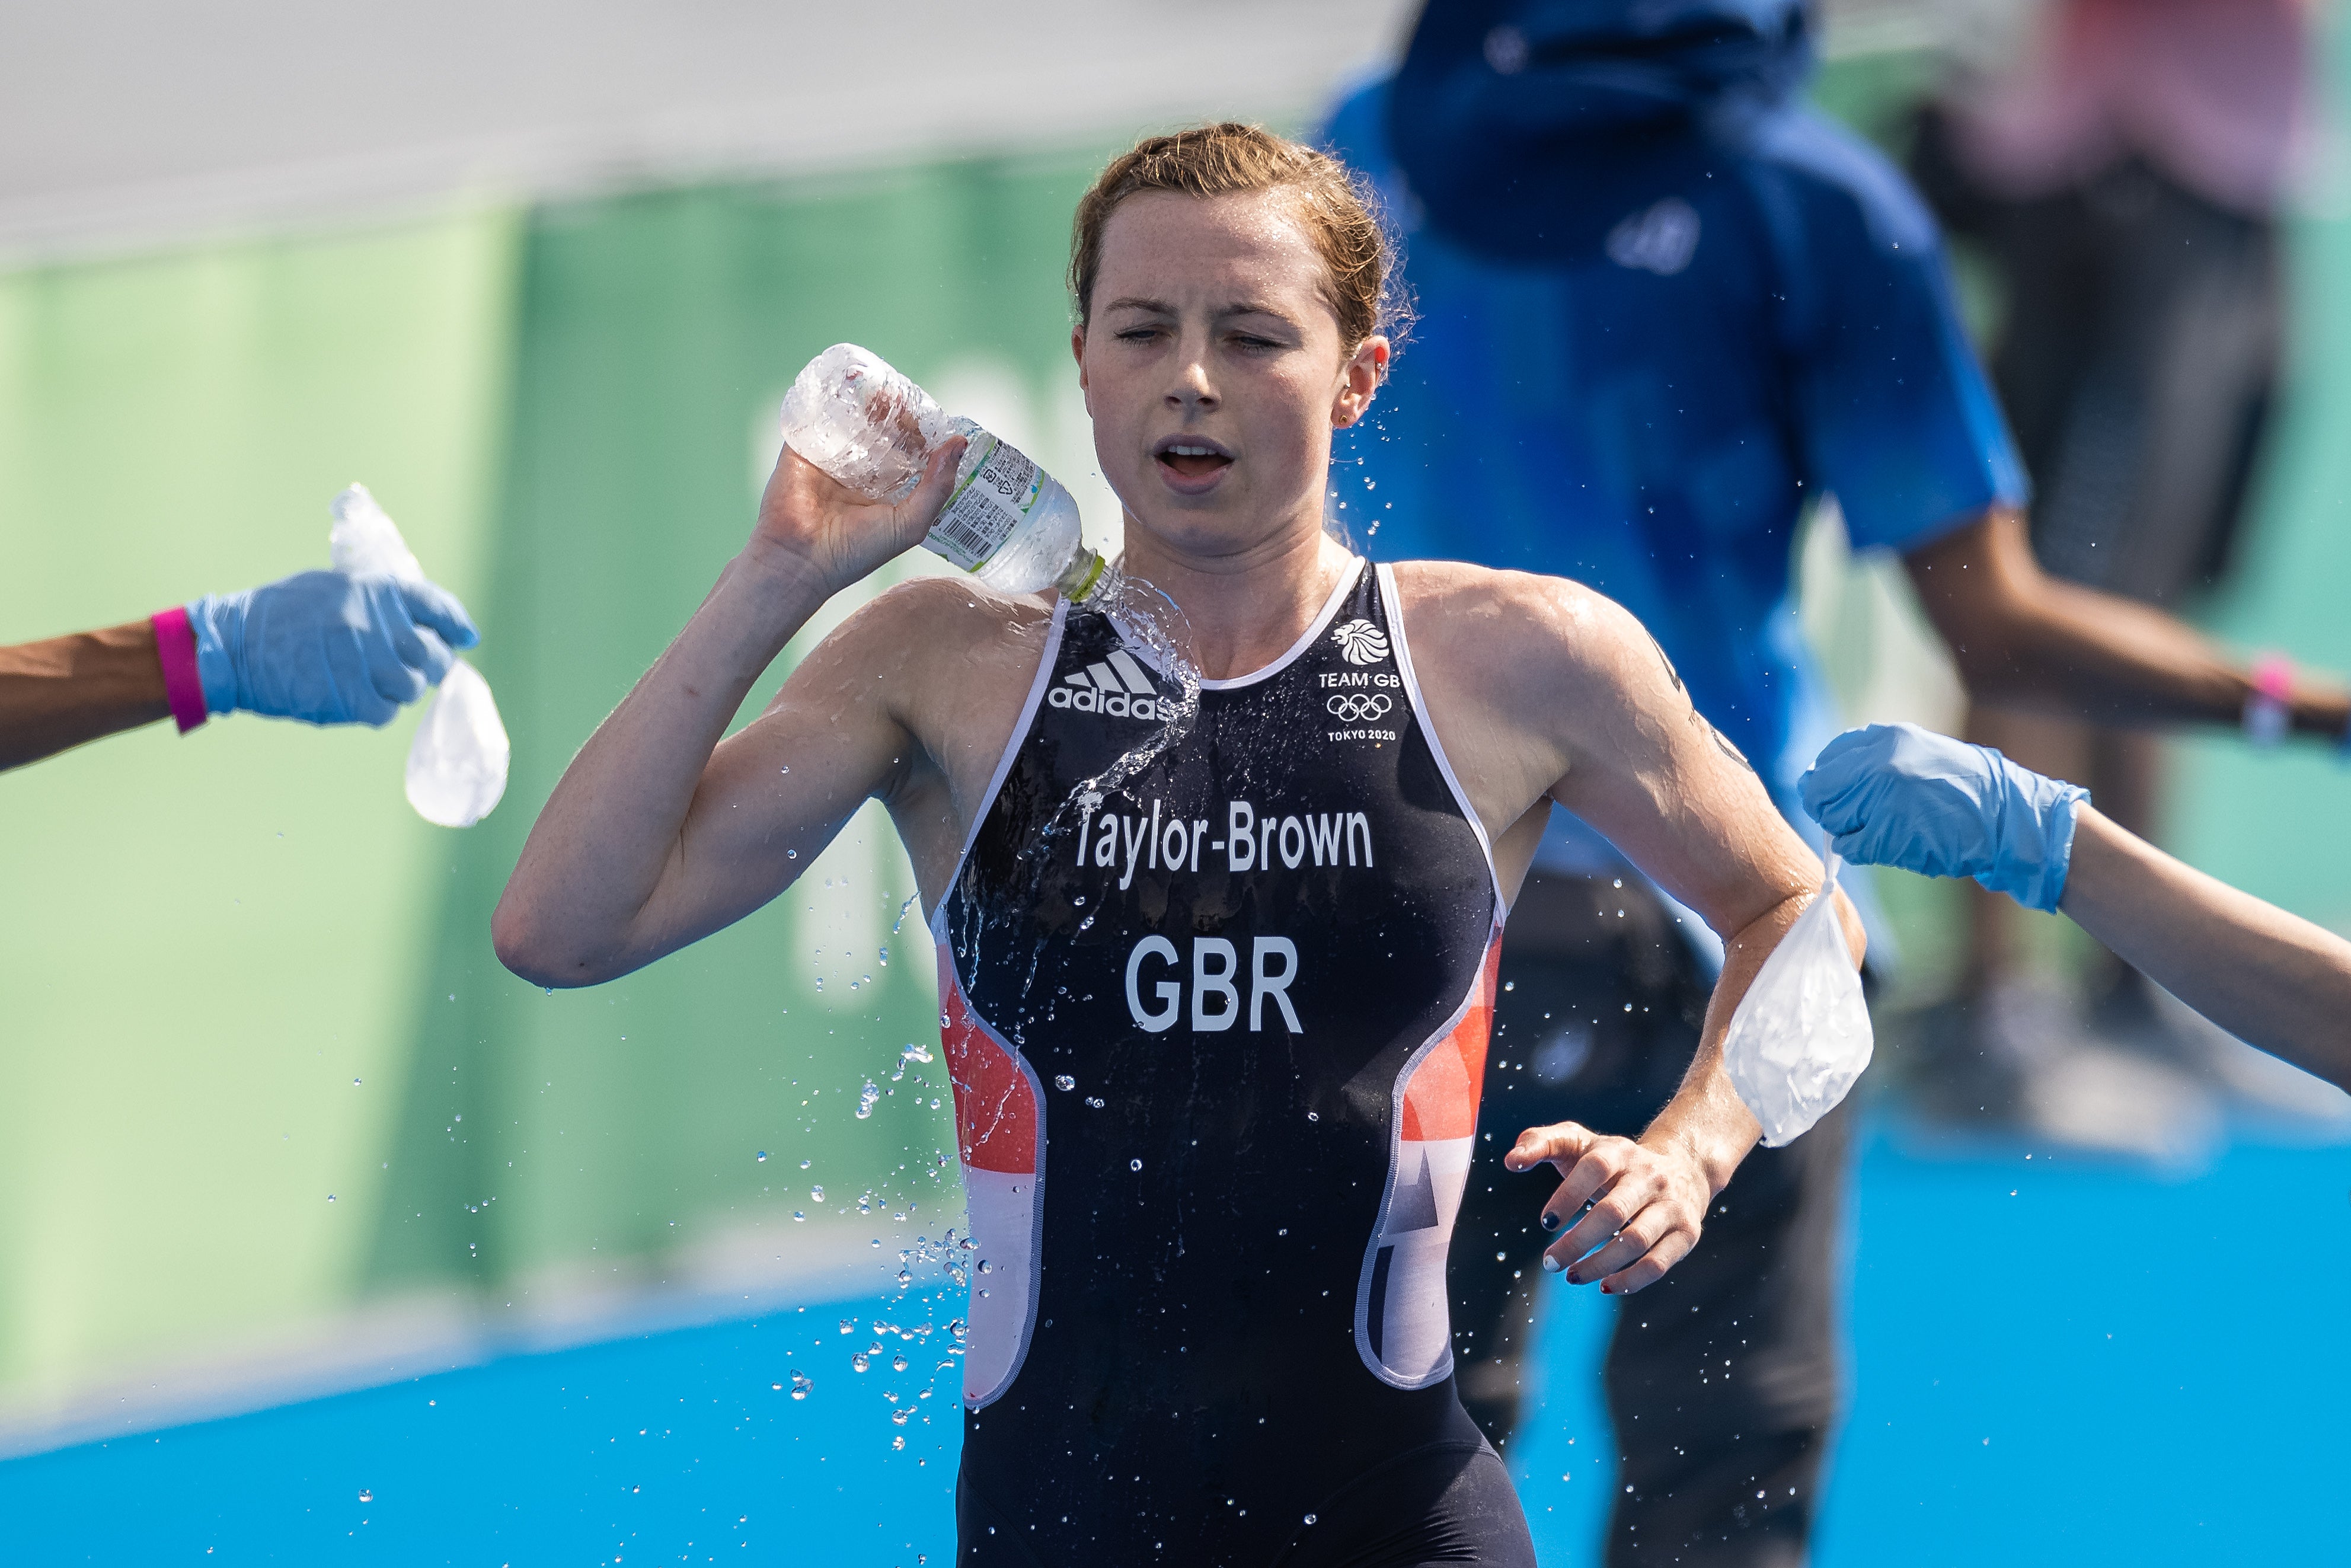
{"left": 1321, "top": 3, "right": 2349, "bottom": 1562}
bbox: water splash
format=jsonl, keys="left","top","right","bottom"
{"left": 1041, "top": 567, "right": 1202, "bottom": 846}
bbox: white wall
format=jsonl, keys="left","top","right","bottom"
{"left": 0, "top": 0, "right": 1420, "bottom": 261}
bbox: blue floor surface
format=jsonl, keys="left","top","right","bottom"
{"left": 6, "top": 1123, "right": 2346, "bottom": 1564}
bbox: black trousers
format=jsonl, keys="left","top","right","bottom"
{"left": 1452, "top": 870, "right": 1850, "bottom": 1567}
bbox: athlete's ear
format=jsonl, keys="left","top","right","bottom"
{"left": 1071, "top": 325, "right": 1091, "bottom": 416}
{"left": 1331, "top": 334, "right": 1388, "bottom": 429}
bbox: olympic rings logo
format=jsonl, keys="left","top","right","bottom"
{"left": 1326, "top": 693, "right": 1394, "bottom": 723}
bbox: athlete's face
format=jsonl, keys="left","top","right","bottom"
{"left": 1074, "top": 190, "right": 1387, "bottom": 561}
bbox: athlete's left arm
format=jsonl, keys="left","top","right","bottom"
{"left": 1400, "top": 564, "right": 1864, "bottom": 1294}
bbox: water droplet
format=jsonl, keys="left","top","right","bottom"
{"left": 812, "top": 1186, "right": 826, "bottom": 1202}
{"left": 1078, "top": 915, "right": 1095, "bottom": 931}
{"left": 1502, "top": 981, "right": 1516, "bottom": 992}
{"left": 780, "top": 765, "right": 789, "bottom": 773}
{"left": 1613, "top": 878, "right": 1623, "bottom": 889}
{"left": 1054, "top": 1075, "right": 1076, "bottom": 1091}
{"left": 793, "top": 1211, "right": 806, "bottom": 1221}
{"left": 1130, "top": 1158, "right": 1143, "bottom": 1172}
{"left": 359, "top": 1489, "right": 373, "bottom": 1503}
{"left": 755, "top": 1151, "right": 768, "bottom": 1163}
{"left": 851, "top": 1351, "right": 871, "bottom": 1373}
{"left": 800, "top": 1158, "right": 812, "bottom": 1169}
{"left": 1086, "top": 1096, "right": 1105, "bottom": 1109}
{"left": 1307, "top": 1111, "right": 1320, "bottom": 1123}
{"left": 891, "top": 1434, "right": 906, "bottom": 1450}
{"left": 352, "top": 1078, "right": 362, "bottom": 1087}
{"left": 896, "top": 1269, "right": 912, "bottom": 1289}
{"left": 839, "top": 1319, "right": 855, "bottom": 1334}
{"left": 327, "top": 1194, "right": 336, "bottom": 1203}
{"left": 855, "top": 1081, "right": 881, "bottom": 1119}
{"left": 1304, "top": 1514, "right": 1317, "bottom": 1527}
{"left": 892, "top": 1353, "right": 909, "bottom": 1372}
{"left": 1072, "top": 896, "right": 1086, "bottom": 906}
{"left": 790, "top": 1369, "right": 813, "bottom": 1399}
{"left": 787, "top": 849, "right": 798, "bottom": 859}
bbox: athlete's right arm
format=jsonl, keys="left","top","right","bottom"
{"left": 492, "top": 439, "right": 965, "bottom": 988}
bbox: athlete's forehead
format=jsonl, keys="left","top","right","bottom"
{"left": 1091, "top": 189, "right": 1337, "bottom": 333}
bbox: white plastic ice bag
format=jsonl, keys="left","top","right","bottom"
{"left": 1722, "top": 854, "right": 1872, "bottom": 1147}
{"left": 329, "top": 483, "right": 509, "bottom": 828}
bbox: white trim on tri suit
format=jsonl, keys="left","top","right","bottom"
{"left": 1196, "top": 558, "right": 1363, "bottom": 692}
{"left": 928, "top": 594, "right": 1071, "bottom": 943}
{"left": 1376, "top": 562, "right": 1508, "bottom": 915}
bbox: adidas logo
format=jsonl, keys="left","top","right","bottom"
{"left": 1048, "top": 647, "right": 1177, "bottom": 721}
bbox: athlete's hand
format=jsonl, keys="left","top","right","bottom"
{"left": 752, "top": 435, "right": 965, "bottom": 600}
{"left": 1506, "top": 1122, "right": 1711, "bottom": 1295}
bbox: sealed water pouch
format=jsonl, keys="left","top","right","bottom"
{"left": 330, "top": 483, "right": 509, "bottom": 828}
{"left": 1723, "top": 854, "right": 1872, "bottom": 1147}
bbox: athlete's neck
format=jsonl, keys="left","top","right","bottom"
{"left": 1113, "top": 518, "right": 1356, "bottom": 682}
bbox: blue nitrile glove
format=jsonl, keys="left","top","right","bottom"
{"left": 185, "top": 570, "right": 481, "bottom": 727}
{"left": 1799, "top": 722, "right": 2090, "bottom": 913}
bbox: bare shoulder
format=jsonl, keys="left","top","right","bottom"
{"left": 1388, "top": 559, "right": 1664, "bottom": 702}
{"left": 785, "top": 573, "right": 1058, "bottom": 811}
{"left": 818, "top": 573, "right": 1054, "bottom": 673}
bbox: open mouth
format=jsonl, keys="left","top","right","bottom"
{"left": 1154, "top": 437, "right": 1234, "bottom": 483}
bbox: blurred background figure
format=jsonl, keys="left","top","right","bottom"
{"left": 1, "top": 568, "right": 478, "bottom": 771}
{"left": 1911, "top": 0, "right": 2320, "bottom": 1118}
{"left": 1325, "top": 0, "right": 2347, "bottom": 1560}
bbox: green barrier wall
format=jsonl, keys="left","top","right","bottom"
{"left": 365, "top": 151, "right": 1123, "bottom": 1304}
{"left": 0, "top": 210, "right": 519, "bottom": 1417}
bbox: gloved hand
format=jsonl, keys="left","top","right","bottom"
{"left": 186, "top": 570, "right": 480, "bottom": 727}
{"left": 1798, "top": 722, "right": 2089, "bottom": 913}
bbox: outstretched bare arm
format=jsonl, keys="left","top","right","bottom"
{"left": 1906, "top": 508, "right": 2351, "bottom": 736}
{"left": 2059, "top": 806, "right": 2351, "bottom": 1091}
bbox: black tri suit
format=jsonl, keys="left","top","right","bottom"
{"left": 931, "top": 561, "right": 1538, "bottom": 1567}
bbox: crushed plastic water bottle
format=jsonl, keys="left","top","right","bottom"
{"left": 778, "top": 344, "right": 1106, "bottom": 600}
{"left": 1721, "top": 854, "right": 1873, "bottom": 1147}
{"left": 328, "top": 484, "right": 509, "bottom": 828}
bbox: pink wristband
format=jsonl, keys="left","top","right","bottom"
{"left": 150, "top": 606, "right": 208, "bottom": 734}
{"left": 2244, "top": 653, "right": 2293, "bottom": 748}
